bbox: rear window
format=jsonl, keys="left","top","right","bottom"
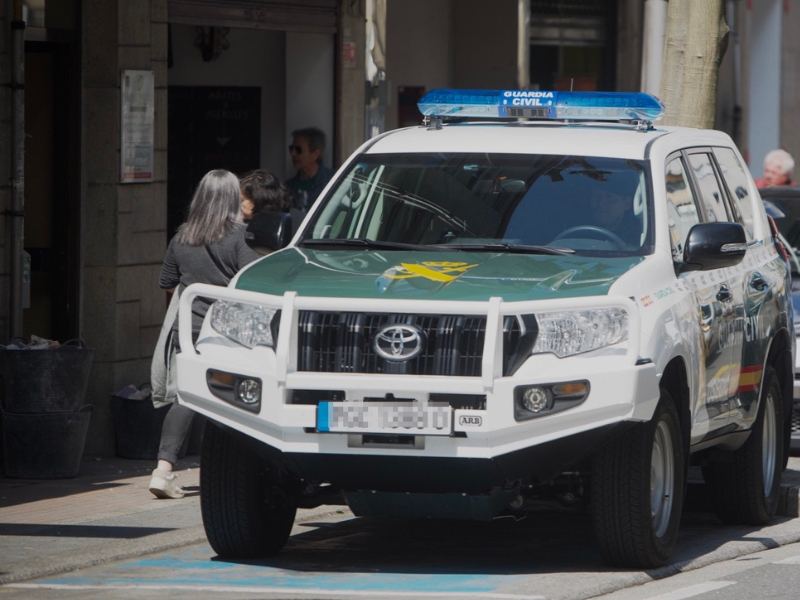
{"left": 714, "top": 146, "right": 756, "bottom": 241}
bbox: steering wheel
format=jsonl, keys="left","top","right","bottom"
{"left": 552, "top": 225, "right": 628, "bottom": 249}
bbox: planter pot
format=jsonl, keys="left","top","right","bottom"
{"left": 2, "top": 405, "right": 92, "bottom": 479}
{"left": 0, "top": 340, "right": 94, "bottom": 414}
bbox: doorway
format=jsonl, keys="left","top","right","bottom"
{"left": 23, "top": 42, "right": 80, "bottom": 342}
{"left": 529, "top": 0, "right": 616, "bottom": 91}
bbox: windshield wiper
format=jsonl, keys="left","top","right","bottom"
{"left": 438, "top": 243, "right": 575, "bottom": 256}
{"left": 301, "top": 238, "right": 449, "bottom": 251}
{"left": 301, "top": 239, "right": 574, "bottom": 255}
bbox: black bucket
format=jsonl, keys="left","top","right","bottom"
{"left": 2, "top": 405, "right": 92, "bottom": 479}
{"left": 0, "top": 340, "right": 94, "bottom": 414}
{"left": 110, "top": 392, "right": 188, "bottom": 460}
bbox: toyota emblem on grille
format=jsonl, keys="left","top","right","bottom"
{"left": 373, "top": 324, "right": 425, "bottom": 361}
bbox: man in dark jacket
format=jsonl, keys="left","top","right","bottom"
{"left": 286, "top": 127, "right": 335, "bottom": 213}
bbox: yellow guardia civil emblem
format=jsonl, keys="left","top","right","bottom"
{"left": 384, "top": 261, "right": 479, "bottom": 283}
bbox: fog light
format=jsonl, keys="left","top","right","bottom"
{"left": 514, "top": 380, "right": 589, "bottom": 422}
{"left": 522, "top": 387, "right": 551, "bottom": 413}
{"left": 237, "top": 379, "right": 261, "bottom": 404}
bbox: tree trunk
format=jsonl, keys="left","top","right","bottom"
{"left": 659, "top": 0, "right": 729, "bottom": 128}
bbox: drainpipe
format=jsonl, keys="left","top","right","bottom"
{"left": 10, "top": 0, "right": 25, "bottom": 338}
{"left": 517, "top": 0, "right": 530, "bottom": 90}
{"left": 640, "top": 0, "right": 667, "bottom": 96}
{"left": 727, "top": 0, "right": 742, "bottom": 145}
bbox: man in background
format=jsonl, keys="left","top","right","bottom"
{"left": 755, "top": 149, "right": 796, "bottom": 188}
{"left": 286, "top": 127, "right": 335, "bottom": 214}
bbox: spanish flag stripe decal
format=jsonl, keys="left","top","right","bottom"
{"left": 737, "top": 364, "right": 763, "bottom": 394}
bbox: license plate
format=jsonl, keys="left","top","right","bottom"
{"left": 317, "top": 401, "right": 452, "bottom": 435}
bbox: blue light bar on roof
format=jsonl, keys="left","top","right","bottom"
{"left": 417, "top": 89, "right": 665, "bottom": 122}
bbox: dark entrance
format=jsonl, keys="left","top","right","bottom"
{"left": 23, "top": 40, "right": 81, "bottom": 342}
{"left": 528, "top": 0, "right": 617, "bottom": 92}
{"left": 167, "top": 85, "right": 261, "bottom": 239}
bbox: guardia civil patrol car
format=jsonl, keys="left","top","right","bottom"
{"left": 176, "top": 89, "right": 794, "bottom": 568}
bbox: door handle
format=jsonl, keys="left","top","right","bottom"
{"left": 716, "top": 284, "right": 732, "bottom": 302}
{"left": 749, "top": 273, "right": 769, "bottom": 291}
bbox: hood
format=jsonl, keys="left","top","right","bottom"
{"left": 235, "top": 248, "right": 643, "bottom": 302}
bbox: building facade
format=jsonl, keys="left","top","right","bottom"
{"left": 1, "top": 0, "right": 798, "bottom": 456}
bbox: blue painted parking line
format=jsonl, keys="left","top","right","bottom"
{"left": 24, "top": 546, "right": 542, "bottom": 598}
{"left": 11, "top": 583, "right": 544, "bottom": 599}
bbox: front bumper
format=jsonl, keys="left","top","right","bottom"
{"left": 176, "top": 284, "right": 660, "bottom": 485}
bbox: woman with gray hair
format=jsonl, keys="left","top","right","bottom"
{"left": 149, "top": 169, "right": 261, "bottom": 499}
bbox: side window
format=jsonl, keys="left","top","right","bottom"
{"left": 665, "top": 157, "right": 701, "bottom": 259}
{"left": 688, "top": 153, "right": 731, "bottom": 223}
{"left": 713, "top": 146, "right": 755, "bottom": 241}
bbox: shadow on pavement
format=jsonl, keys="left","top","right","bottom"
{"left": 0, "top": 522, "right": 177, "bottom": 539}
{"left": 0, "top": 455, "right": 200, "bottom": 508}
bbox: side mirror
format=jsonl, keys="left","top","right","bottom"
{"left": 245, "top": 212, "right": 293, "bottom": 252}
{"left": 676, "top": 222, "right": 747, "bottom": 274}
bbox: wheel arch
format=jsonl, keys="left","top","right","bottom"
{"left": 764, "top": 327, "right": 793, "bottom": 469}
{"left": 659, "top": 356, "right": 691, "bottom": 459}
{"left": 765, "top": 327, "right": 792, "bottom": 408}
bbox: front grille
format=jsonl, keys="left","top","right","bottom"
{"left": 792, "top": 404, "right": 800, "bottom": 434}
{"left": 297, "top": 312, "right": 522, "bottom": 377}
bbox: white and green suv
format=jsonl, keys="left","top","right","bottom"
{"left": 176, "top": 90, "right": 794, "bottom": 568}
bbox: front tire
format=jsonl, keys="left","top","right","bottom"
{"left": 201, "top": 421, "right": 297, "bottom": 558}
{"left": 704, "top": 366, "right": 784, "bottom": 525}
{"left": 591, "top": 389, "right": 685, "bottom": 568}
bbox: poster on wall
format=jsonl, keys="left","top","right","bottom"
{"left": 120, "top": 70, "right": 155, "bottom": 183}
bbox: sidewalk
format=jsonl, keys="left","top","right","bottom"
{"left": 1, "top": 455, "right": 799, "bottom": 587}
{"left": 0, "top": 454, "right": 348, "bottom": 585}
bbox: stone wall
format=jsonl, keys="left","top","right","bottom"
{"left": 81, "top": 0, "right": 169, "bottom": 456}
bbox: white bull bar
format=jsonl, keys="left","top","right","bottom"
{"left": 178, "top": 283, "right": 642, "bottom": 394}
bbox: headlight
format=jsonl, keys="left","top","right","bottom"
{"left": 531, "top": 308, "right": 628, "bottom": 358}
{"left": 209, "top": 300, "right": 277, "bottom": 348}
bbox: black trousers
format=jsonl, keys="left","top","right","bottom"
{"left": 157, "top": 403, "right": 195, "bottom": 465}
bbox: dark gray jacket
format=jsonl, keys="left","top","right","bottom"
{"left": 160, "top": 223, "right": 261, "bottom": 334}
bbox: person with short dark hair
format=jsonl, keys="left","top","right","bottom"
{"left": 286, "top": 126, "right": 335, "bottom": 212}
{"left": 240, "top": 170, "right": 292, "bottom": 222}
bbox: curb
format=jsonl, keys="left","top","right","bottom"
{"left": 779, "top": 481, "right": 800, "bottom": 518}
{"left": 0, "top": 505, "right": 352, "bottom": 586}
{"left": 1, "top": 489, "right": 797, "bottom": 588}
{"left": 0, "top": 525, "right": 208, "bottom": 586}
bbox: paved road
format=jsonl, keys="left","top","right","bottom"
{"left": 5, "top": 494, "right": 800, "bottom": 599}
{"left": 2, "top": 457, "right": 800, "bottom": 599}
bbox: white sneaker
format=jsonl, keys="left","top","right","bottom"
{"left": 148, "top": 468, "right": 184, "bottom": 499}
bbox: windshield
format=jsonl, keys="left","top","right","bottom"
{"left": 304, "top": 153, "right": 652, "bottom": 257}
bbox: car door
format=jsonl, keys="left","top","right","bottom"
{"left": 665, "top": 153, "right": 733, "bottom": 437}
{"left": 713, "top": 146, "right": 786, "bottom": 423}
{"left": 686, "top": 150, "right": 746, "bottom": 430}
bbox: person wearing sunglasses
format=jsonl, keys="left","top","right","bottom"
{"left": 286, "top": 127, "right": 335, "bottom": 215}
